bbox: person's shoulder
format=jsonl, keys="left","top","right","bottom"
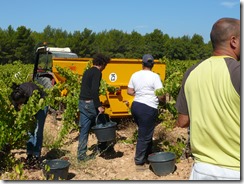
{"left": 30, "top": 82, "right": 39, "bottom": 88}
{"left": 90, "top": 67, "right": 100, "bottom": 72}
{"left": 152, "top": 71, "right": 160, "bottom": 76}
{"left": 186, "top": 59, "right": 205, "bottom": 73}
{"left": 20, "top": 82, "right": 36, "bottom": 87}
{"left": 224, "top": 57, "right": 240, "bottom": 65}
{"left": 84, "top": 67, "right": 98, "bottom": 74}
{"left": 131, "top": 70, "right": 141, "bottom": 76}
{"left": 19, "top": 82, "right": 40, "bottom": 94}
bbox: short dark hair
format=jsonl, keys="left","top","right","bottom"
{"left": 210, "top": 18, "right": 240, "bottom": 49}
{"left": 142, "top": 62, "right": 154, "bottom": 69}
{"left": 10, "top": 83, "right": 28, "bottom": 110}
{"left": 92, "top": 53, "right": 110, "bottom": 66}
{"left": 11, "top": 83, "right": 26, "bottom": 102}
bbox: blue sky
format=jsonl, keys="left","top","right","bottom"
{"left": 0, "top": 0, "right": 241, "bottom": 43}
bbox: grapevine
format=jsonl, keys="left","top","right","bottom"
{"left": 0, "top": 58, "right": 199, "bottom": 172}
{"left": 46, "top": 62, "right": 115, "bottom": 148}
{"left": 156, "top": 59, "right": 198, "bottom": 120}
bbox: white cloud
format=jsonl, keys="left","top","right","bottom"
{"left": 221, "top": 1, "right": 239, "bottom": 8}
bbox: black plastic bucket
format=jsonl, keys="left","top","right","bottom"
{"left": 42, "top": 159, "right": 71, "bottom": 180}
{"left": 91, "top": 113, "right": 117, "bottom": 142}
{"left": 148, "top": 152, "right": 176, "bottom": 176}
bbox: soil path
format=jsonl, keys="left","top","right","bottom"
{"left": 4, "top": 114, "right": 194, "bottom": 181}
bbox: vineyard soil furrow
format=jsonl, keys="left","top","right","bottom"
{"left": 3, "top": 114, "right": 193, "bottom": 180}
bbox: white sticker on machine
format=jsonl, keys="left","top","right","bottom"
{"left": 109, "top": 73, "right": 117, "bottom": 82}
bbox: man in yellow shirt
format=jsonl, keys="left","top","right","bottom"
{"left": 175, "top": 17, "right": 240, "bottom": 180}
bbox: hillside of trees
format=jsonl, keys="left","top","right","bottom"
{"left": 0, "top": 25, "right": 213, "bottom": 64}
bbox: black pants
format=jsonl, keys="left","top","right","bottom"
{"left": 131, "top": 101, "right": 158, "bottom": 165}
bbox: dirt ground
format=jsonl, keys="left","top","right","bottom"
{"left": 2, "top": 113, "right": 194, "bottom": 181}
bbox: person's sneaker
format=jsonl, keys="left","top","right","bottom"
{"left": 24, "top": 155, "right": 41, "bottom": 169}
{"left": 135, "top": 164, "right": 148, "bottom": 171}
{"left": 26, "top": 154, "right": 33, "bottom": 163}
{"left": 97, "top": 142, "right": 107, "bottom": 153}
{"left": 25, "top": 154, "right": 36, "bottom": 165}
{"left": 78, "top": 154, "right": 95, "bottom": 162}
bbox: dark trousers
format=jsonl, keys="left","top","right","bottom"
{"left": 77, "top": 100, "right": 107, "bottom": 160}
{"left": 77, "top": 100, "right": 97, "bottom": 160}
{"left": 27, "top": 106, "right": 48, "bottom": 157}
{"left": 131, "top": 101, "right": 158, "bottom": 165}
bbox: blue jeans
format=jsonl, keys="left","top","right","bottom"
{"left": 131, "top": 101, "right": 158, "bottom": 165}
{"left": 27, "top": 106, "right": 48, "bottom": 157}
{"left": 77, "top": 100, "right": 97, "bottom": 160}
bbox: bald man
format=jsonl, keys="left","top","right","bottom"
{"left": 175, "top": 18, "right": 240, "bottom": 180}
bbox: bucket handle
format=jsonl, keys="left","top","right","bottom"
{"left": 95, "top": 113, "right": 109, "bottom": 125}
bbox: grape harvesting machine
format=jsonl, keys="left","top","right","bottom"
{"left": 33, "top": 42, "right": 166, "bottom": 118}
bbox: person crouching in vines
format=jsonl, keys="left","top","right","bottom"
{"left": 11, "top": 82, "right": 48, "bottom": 168}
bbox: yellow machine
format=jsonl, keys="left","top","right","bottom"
{"left": 33, "top": 43, "right": 166, "bottom": 118}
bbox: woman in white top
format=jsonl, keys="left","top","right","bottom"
{"left": 127, "top": 54, "right": 164, "bottom": 168}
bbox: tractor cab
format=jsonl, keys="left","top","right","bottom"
{"left": 32, "top": 43, "right": 78, "bottom": 88}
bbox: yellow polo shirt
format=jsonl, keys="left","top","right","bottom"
{"left": 177, "top": 56, "right": 240, "bottom": 171}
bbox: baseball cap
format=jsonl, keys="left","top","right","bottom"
{"left": 142, "top": 54, "right": 154, "bottom": 64}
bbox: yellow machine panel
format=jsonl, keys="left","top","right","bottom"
{"left": 52, "top": 58, "right": 166, "bottom": 118}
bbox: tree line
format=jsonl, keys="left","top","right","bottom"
{"left": 0, "top": 25, "right": 213, "bottom": 65}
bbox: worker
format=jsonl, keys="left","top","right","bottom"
{"left": 175, "top": 17, "right": 240, "bottom": 180}
{"left": 127, "top": 54, "right": 165, "bottom": 171}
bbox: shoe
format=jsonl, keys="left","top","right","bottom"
{"left": 135, "top": 164, "right": 148, "bottom": 171}
{"left": 78, "top": 154, "right": 95, "bottom": 162}
{"left": 97, "top": 142, "right": 107, "bottom": 152}
{"left": 26, "top": 154, "right": 33, "bottom": 163}
{"left": 145, "top": 160, "right": 150, "bottom": 165}
{"left": 107, "top": 145, "right": 115, "bottom": 153}
{"left": 24, "top": 155, "right": 41, "bottom": 169}
{"left": 26, "top": 154, "right": 37, "bottom": 164}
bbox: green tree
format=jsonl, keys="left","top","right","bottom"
{"left": 14, "top": 26, "right": 35, "bottom": 64}
{"left": 0, "top": 24, "right": 213, "bottom": 63}
{"left": 189, "top": 34, "right": 205, "bottom": 60}
{"left": 124, "top": 31, "right": 144, "bottom": 58}
{"left": 106, "top": 29, "right": 128, "bottom": 58}
{"left": 0, "top": 26, "right": 16, "bottom": 64}
{"left": 92, "top": 30, "right": 110, "bottom": 55}
{"left": 144, "top": 29, "right": 168, "bottom": 59}
{"left": 42, "top": 25, "right": 55, "bottom": 44}
{"left": 0, "top": 28, "right": 6, "bottom": 64}
{"left": 68, "top": 28, "right": 96, "bottom": 57}
{"left": 53, "top": 28, "right": 69, "bottom": 47}
{"left": 165, "top": 36, "right": 191, "bottom": 60}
